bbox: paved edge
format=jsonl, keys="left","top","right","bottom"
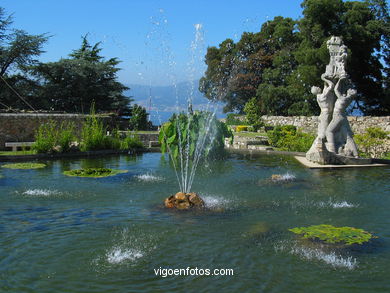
{"left": 294, "top": 156, "right": 389, "bottom": 169}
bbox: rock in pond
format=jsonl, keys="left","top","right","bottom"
{"left": 164, "top": 192, "right": 205, "bottom": 210}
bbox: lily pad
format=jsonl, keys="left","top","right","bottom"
{"left": 63, "top": 167, "right": 127, "bottom": 178}
{"left": 289, "top": 224, "right": 375, "bottom": 246}
{"left": 1, "top": 162, "right": 47, "bottom": 169}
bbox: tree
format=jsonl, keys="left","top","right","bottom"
{"left": 0, "top": 7, "right": 48, "bottom": 110}
{"left": 199, "top": 0, "right": 389, "bottom": 116}
{"left": 30, "top": 35, "right": 132, "bottom": 114}
{"left": 128, "top": 104, "right": 151, "bottom": 130}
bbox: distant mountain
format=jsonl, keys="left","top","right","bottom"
{"left": 125, "top": 81, "right": 224, "bottom": 124}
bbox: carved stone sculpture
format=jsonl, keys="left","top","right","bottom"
{"left": 306, "top": 36, "right": 362, "bottom": 165}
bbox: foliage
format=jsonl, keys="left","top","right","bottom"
{"left": 236, "top": 125, "right": 249, "bottom": 132}
{"left": 32, "top": 121, "right": 76, "bottom": 153}
{"left": 225, "top": 113, "right": 248, "bottom": 125}
{"left": 355, "top": 127, "right": 389, "bottom": 158}
{"left": 29, "top": 35, "right": 132, "bottom": 114}
{"left": 267, "top": 125, "right": 315, "bottom": 152}
{"left": 1, "top": 162, "right": 46, "bottom": 169}
{"left": 80, "top": 110, "right": 112, "bottom": 151}
{"left": 63, "top": 167, "right": 127, "bottom": 178}
{"left": 0, "top": 7, "right": 48, "bottom": 110}
{"left": 199, "top": 1, "right": 389, "bottom": 115}
{"left": 159, "top": 111, "right": 233, "bottom": 160}
{"left": 129, "top": 104, "right": 151, "bottom": 130}
{"left": 243, "top": 97, "right": 264, "bottom": 130}
{"left": 289, "top": 224, "right": 375, "bottom": 245}
{"left": 120, "top": 134, "right": 144, "bottom": 150}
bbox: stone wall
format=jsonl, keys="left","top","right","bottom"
{"left": 260, "top": 115, "right": 390, "bottom": 135}
{"left": 0, "top": 113, "right": 113, "bottom": 150}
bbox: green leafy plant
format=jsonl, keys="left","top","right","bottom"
{"left": 355, "top": 127, "right": 389, "bottom": 158}
{"left": 32, "top": 121, "right": 76, "bottom": 153}
{"left": 2, "top": 162, "right": 46, "bottom": 169}
{"left": 120, "top": 134, "right": 144, "bottom": 150}
{"left": 80, "top": 107, "right": 112, "bottom": 151}
{"left": 63, "top": 167, "right": 127, "bottom": 178}
{"left": 159, "top": 111, "right": 233, "bottom": 160}
{"left": 129, "top": 104, "right": 151, "bottom": 131}
{"left": 289, "top": 224, "right": 375, "bottom": 246}
{"left": 267, "top": 125, "right": 315, "bottom": 152}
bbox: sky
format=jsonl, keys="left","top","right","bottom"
{"left": 2, "top": 0, "right": 303, "bottom": 86}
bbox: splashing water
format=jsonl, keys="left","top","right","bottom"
{"left": 106, "top": 248, "right": 143, "bottom": 264}
{"left": 274, "top": 241, "right": 358, "bottom": 270}
{"left": 135, "top": 173, "right": 163, "bottom": 182}
{"left": 21, "top": 189, "right": 61, "bottom": 197}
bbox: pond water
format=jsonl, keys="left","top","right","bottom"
{"left": 0, "top": 152, "right": 389, "bottom": 292}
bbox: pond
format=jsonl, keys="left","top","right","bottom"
{"left": 0, "top": 152, "right": 389, "bottom": 292}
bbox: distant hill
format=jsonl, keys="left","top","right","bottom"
{"left": 125, "top": 81, "right": 224, "bottom": 124}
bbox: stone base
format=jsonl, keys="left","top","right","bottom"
{"left": 295, "top": 156, "right": 387, "bottom": 169}
{"left": 306, "top": 137, "right": 371, "bottom": 165}
{"left": 164, "top": 192, "right": 205, "bottom": 210}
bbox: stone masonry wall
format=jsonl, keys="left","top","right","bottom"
{"left": 260, "top": 115, "right": 390, "bottom": 135}
{"left": 0, "top": 113, "right": 114, "bottom": 150}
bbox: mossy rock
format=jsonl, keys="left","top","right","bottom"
{"left": 63, "top": 167, "right": 127, "bottom": 178}
{"left": 1, "top": 162, "right": 47, "bottom": 169}
{"left": 289, "top": 224, "right": 375, "bottom": 246}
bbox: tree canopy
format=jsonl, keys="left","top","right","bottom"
{"left": 199, "top": 0, "right": 389, "bottom": 115}
{"left": 30, "top": 35, "right": 132, "bottom": 114}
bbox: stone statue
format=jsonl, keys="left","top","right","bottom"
{"left": 306, "top": 36, "right": 362, "bottom": 165}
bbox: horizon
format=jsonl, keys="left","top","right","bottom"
{"left": 1, "top": 0, "right": 303, "bottom": 87}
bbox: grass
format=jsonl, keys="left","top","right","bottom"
{"left": 0, "top": 150, "right": 36, "bottom": 156}
{"left": 63, "top": 167, "right": 128, "bottom": 178}
{"left": 1, "top": 162, "right": 46, "bottom": 169}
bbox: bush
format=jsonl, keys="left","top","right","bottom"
{"left": 32, "top": 121, "right": 76, "bottom": 153}
{"left": 225, "top": 113, "right": 248, "bottom": 125}
{"left": 355, "top": 127, "right": 389, "bottom": 158}
{"left": 268, "top": 125, "right": 315, "bottom": 152}
{"left": 236, "top": 125, "right": 249, "bottom": 132}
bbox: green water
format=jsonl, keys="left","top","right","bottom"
{"left": 0, "top": 153, "right": 389, "bottom": 293}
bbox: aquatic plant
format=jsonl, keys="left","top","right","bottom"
{"left": 289, "top": 224, "right": 375, "bottom": 246}
{"left": 32, "top": 121, "right": 76, "bottom": 153}
{"left": 1, "top": 162, "right": 47, "bottom": 169}
{"left": 63, "top": 167, "right": 127, "bottom": 178}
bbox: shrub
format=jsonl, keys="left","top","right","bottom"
{"left": 355, "top": 127, "right": 389, "bottom": 158}
{"left": 289, "top": 224, "right": 375, "bottom": 246}
{"left": 268, "top": 125, "right": 315, "bottom": 152}
{"left": 236, "top": 125, "right": 249, "bottom": 132}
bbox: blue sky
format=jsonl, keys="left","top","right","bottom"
{"left": 2, "top": 0, "right": 303, "bottom": 86}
